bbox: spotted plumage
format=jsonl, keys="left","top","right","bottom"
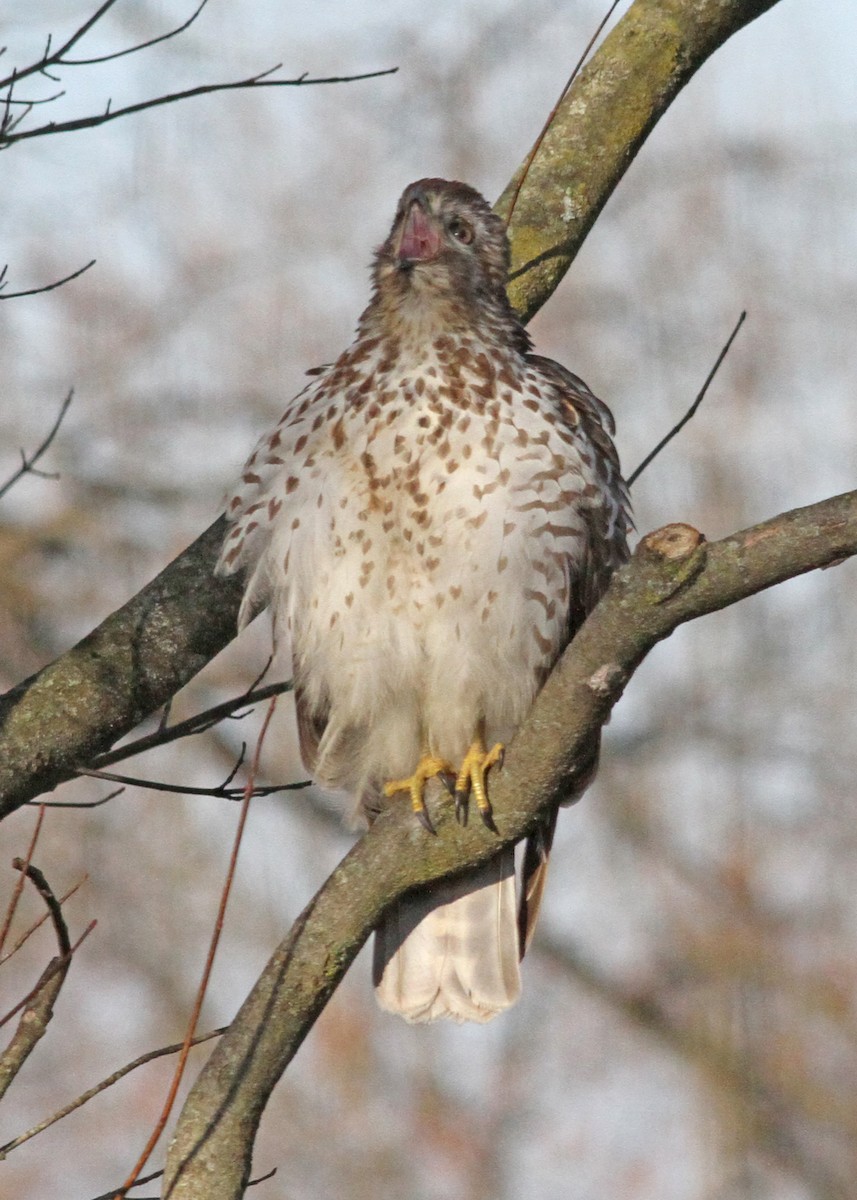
{"left": 217, "top": 179, "right": 631, "bottom": 1023}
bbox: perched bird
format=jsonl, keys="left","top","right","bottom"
{"left": 217, "top": 179, "right": 631, "bottom": 1023}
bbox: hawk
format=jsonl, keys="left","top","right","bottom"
{"left": 217, "top": 179, "right": 630, "bottom": 1023}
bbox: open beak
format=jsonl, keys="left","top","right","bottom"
{"left": 396, "top": 200, "right": 443, "bottom": 264}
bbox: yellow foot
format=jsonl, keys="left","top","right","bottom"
{"left": 384, "top": 754, "right": 455, "bottom": 834}
{"left": 454, "top": 740, "right": 505, "bottom": 831}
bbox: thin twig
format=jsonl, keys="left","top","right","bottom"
{"left": 0, "top": 258, "right": 95, "bottom": 300}
{"left": 74, "top": 762, "right": 310, "bottom": 800}
{"left": 10, "top": 858, "right": 70, "bottom": 954}
{"left": 88, "top": 1164, "right": 275, "bottom": 1200}
{"left": 0, "top": 874, "right": 87, "bottom": 965}
{"left": 0, "top": 804, "right": 45, "bottom": 957}
{"left": 36, "top": 788, "right": 125, "bottom": 810}
{"left": 0, "top": 390, "right": 73, "bottom": 502}
{"left": 0, "top": 1028, "right": 225, "bottom": 1158}
{"left": 116, "top": 697, "right": 279, "bottom": 1198}
{"left": 3, "top": 89, "right": 65, "bottom": 106}
{"left": 61, "top": 0, "right": 210, "bottom": 66}
{"left": 504, "top": 0, "right": 622, "bottom": 227}
{"left": 627, "top": 311, "right": 747, "bottom": 487}
{"left": 88, "top": 679, "right": 294, "bottom": 770}
{"left": 0, "top": 0, "right": 121, "bottom": 89}
{"left": 0, "top": 920, "right": 95, "bottom": 1031}
{"left": 0, "top": 859, "right": 73, "bottom": 1084}
{"left": 2, "top": 66, "right": 398, "bottom": 148}
{"left": 89, "top": 1169, "right": 163, "bottom": 1200}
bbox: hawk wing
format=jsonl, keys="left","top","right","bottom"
{"left": 517, "top": 355, "right": 632, "bottom": 953}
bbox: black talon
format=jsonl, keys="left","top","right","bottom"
{"left": 454, "top": 789, "right": 469, "bottom": 826}
{"left": 495, "top": 746, "right": 505, "bottom": 771}
{"left": 415, "top": 805, "right": 436, "bottom": 835}
{"left": 479, "top": 806, "right": 498, "bottom": 834}
{"left": 439, "top": 770, "right": 457, "bottom": 797}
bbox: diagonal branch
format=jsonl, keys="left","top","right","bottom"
{"left": 0, "top": 390, "right": 73, "bottom": 500}
{"left": 0, "top": 1028, "right": 225, "bottom": 1159}
{"left": 0, "top": 518, "right": 242, "bottom": 819}
{"left": 496, "top": 0, "right": 781, "bottom": 322}
{"left": 0, "top": 260, "right": 95, "bottom": 300}
{"left": 162, "top": 494, "right": 857, "bottom": 1198}
{"left": 0, "top": 861, "right": 76, "bottom": 1102}
{"left": 0, "top": 0, "right": 787, "bottom": 824}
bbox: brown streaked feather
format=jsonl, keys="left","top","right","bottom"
{"left": 513, "top": 357, "right": 630, "bottom": 957}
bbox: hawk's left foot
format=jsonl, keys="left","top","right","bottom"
{"left": 454, "top": 740, "right": 505, "bottom": 831}
{"left": 384, "top": 754, "right": 455, "bottom": 834}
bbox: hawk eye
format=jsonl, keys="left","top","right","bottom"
{"left": 448, "top": 216, "right": 474, "bottom": 245}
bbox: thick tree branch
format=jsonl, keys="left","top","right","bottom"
{"left": 0, "top": 0, "right": 786, "bottom": 822}
{"left": 0, "top": 520, "right": 243, "bottom": 818}
{"left": 162, "top": 494, "right": 857, "bottom": 1198}
{"left": 497, "top": 0, "right": 780, "bottom": 322}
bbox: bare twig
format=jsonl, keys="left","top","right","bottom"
{"left": 627, "top": 311, "right": 747, "bottom": 487}
{"left": 0, "top": 874, "right": 87, "bottom": 965}
{"left": 0, "top": 390, "right": 73, "bottom": 502}
{"left": 0, "top": 920, "right": 95, "bottom": 1032}
{"left": 75, "top": 761, "right": 309, "bottom": 801}
{"left": 1, "top": 65, "right": 397, "bottom": 149}
{"left": 37, "top": 787, "right": 126, "bottom": 810}
{"left": 0, "top": 804, "right": 46, "bottom": 957}
{"left": 0, "top": 259, "right": 95, "bottom": 300}
{"left": 2, "top": 89, "right": 66, "bottom": 106}
{"left": 0, "top": 1028, "right": 225, "bottom": 1158}
{"left": 0, "top": 1, "right": 123, "bottom": 90}
{"left": 504, "top": 0, "right": 622, "bottom": 227}
{"left": 9, "top": 858, "right": 70, "bottom": 955}
{"left": 89, "top": 1169, "right": 163, "bottom": 1200}
{"left": 0, "top": 861, "right": 89, "bottom": 1103}
{"left": 88, "top": 680, "right": 294, "bottom": 770}
{"left": 118, "top": 698, "right": 279, "bottom": 1198}
{"left": 62, "top": 0, "right": 210, "bottom": 67}
{"left": 87, "top": 1165, "right": 275, "bottom": 1200}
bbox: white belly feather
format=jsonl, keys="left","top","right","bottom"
{"left": 263, "top": 393, "right": 586, "bottom": 789}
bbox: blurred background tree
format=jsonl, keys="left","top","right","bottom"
{"left": 1, "top": 2, "right": 856, "bottom": 1198}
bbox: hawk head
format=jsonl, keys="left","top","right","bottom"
{"left": 366, "top": 179, "right": 523, "bottom": 345}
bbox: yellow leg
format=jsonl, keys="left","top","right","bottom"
{"left": 384, "top": 753, "right": 455, "bottom": 833}
{"left": 454, "top": 738, "right": 505, "bottom": 830}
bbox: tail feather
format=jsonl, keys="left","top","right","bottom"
{"left": 518, "top": 810, "right": 558, "bottom": 955}
{"left": 373, "top": 850, "right": 520, "bottom": 1024}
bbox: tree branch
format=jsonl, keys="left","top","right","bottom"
{"left": 162, "top": 494, "right": 857, "bottom": 1198}
{"left": 0, "top": 519, "right": 243, "bottom": 819}
{"left": 0, "top": 260, "right": 95, "bottom": 300}
{"left": 0, "top": 861, "right": 72, "bottom": 1102}
{"left": 0, "top": 1028, "right": 224, "bottom": 1159}
{"left": 0, "top": 390, "right": 73, "bottom": 500}
{"left": 496, "top": 0, "right": 781, "bottom": 322}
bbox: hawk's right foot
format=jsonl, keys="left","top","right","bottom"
{"left": 384, "top": 754, "right": 456, "bottom": 834}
